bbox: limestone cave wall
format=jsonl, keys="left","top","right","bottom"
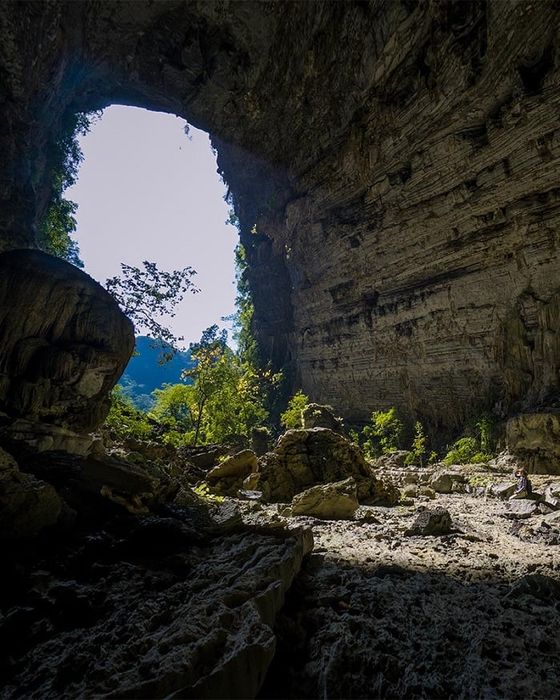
{"left": 0, "top": 0, "right": 559, "bottom": 433}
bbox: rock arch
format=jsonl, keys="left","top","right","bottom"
{"left": 1, "top": 0, "right": 560, "bottom": 445}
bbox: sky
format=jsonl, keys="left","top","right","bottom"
{"left": 66, "top": 105, "right": 238, "bottom": 346}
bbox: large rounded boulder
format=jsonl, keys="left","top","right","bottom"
{"left": 257, "top": 428, "right": 398, "bottom": 505}
{"left": 0, "top": 250, "right": 134, "bottom": 454}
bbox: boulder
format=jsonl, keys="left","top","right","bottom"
{"left": 243, "top": 472, "right": 261, "bottom": 491}
{"left": 207, "top": 449, "right": 258, "bottom": 480}
{"left": 430, "top": 470, "right": 466, "bottom": 494}
{"left": 251, "top": 427, "right": 271, "bottom": 456}
{"left": 179, "top": 444, "right": 229, "bottom": 470}
{"left": 302, "top": 404, "right": 344, "bottom": 432}
{"left": 291, "top": 477, "right": 359, "bottom": 520}
{"left": 506, "top": 413, "right": 560, "bottom": 474}
{"left": 25, "top": 449, "right": 167, "bottom": 515}
{"left": 486, "top": 482, "right": 517, "bottom": 499}
{"left": 405, "top": 507, "right": 452, "bottom": 536}
{"left": 0, "top": 446, "right": 61, "bottom": 537}
{"left": 505, "top": 499, "right": 539, "bottom": 519}
{"left": 0, "top": 250, "right": 134, "bottom": 454}
{"left": 372, "top": 450, "right": 411, "bottom": 469}
{"left": 544, "top": 483, "right": 560, "bottom": 509}
{"left": 258, "top": 428, "right": 398, "bottom": 505}
{"left": 543, "top": 510, "right": 560, "bottom": 527}
{"left": 401, "top": 484, "right": 417, "bottom": 499}
{"left": 418, "top": 486, "right": 436, "bottom": 499}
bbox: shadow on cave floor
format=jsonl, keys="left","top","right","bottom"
{"left": 2, "top": 493, "right": 560, "bottom": 700}
{"left": 260, "top": 557, "right": 560, "bottom": 699}
{"left": 259, "top": 497, "right": 560, "bottom": 700}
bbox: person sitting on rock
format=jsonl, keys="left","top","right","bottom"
{"left": 509, "top": 468, "right": 532, "bottom": 500}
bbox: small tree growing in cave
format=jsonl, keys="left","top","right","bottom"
{"left": 105, "top": 260, "right": 199, "bottom": 359}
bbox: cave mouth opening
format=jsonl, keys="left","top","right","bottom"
{"left": 64, "top": 104, "right": 238, "bottom": 350}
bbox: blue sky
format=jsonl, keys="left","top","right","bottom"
{"left": 66, "top": 105, "right": 238, "bottom": 346}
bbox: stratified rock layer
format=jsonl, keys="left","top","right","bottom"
{"left": 0, "top": 2, "right": 559, "bottom": 431}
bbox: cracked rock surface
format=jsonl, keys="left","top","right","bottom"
{"left": 1, "top": 514, "right": 312, "bottom": 699}
{"left": 261, "top": 492, "right": 560, "bottom": 699}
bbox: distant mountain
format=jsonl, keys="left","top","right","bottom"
{"left": 119, "top": 336, "right": 196, "bottom": 410}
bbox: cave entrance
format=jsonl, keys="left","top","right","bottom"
{"left": 66, "top": 105, "right": 238, "bottom": 348}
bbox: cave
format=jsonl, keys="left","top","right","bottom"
{"left": 1, "top": 2, "right": 560, "bottom": 698}
{"left": 2, "top": 1, "right": 560, "bottom": 438}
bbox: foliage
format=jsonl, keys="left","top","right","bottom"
{"left": 40, "top": 111, "right": 100, "bottom": 266}
{"left": 280, "top": 390, "right": 310, "bottom": 429}
{"left": 474, "top": 411, "right": 496, "bottom": 453}
{"left": 103, "top": 386, "right": 155, "bottom": 443}
{"left": 193, "top": 483, "right": 225, "bottom": 504}
{"left": 119, "top": 336, "right": 195, "bottom": 409}
{"left": 443, "top": 410, "right": 497, "bottom": 465}
{"left": 443, "top": 437, "right": 492, "bottom": 466}
{"left": 151, "top": 383, "right": 196, "bottom": 435}
{"left": 405, "top": 421, "right": 428, "bottom": 466}
{"left": 105, "top": 261, "right": 199, "bottom": 355}
{"left": 231, "top": 244, "right": 258, "bottom": 365}
{"left": 226, "top": 242, "right": 285, "bottom": 424}
{"left": 180, "top": 325, "right": 274, "bottom": 445}
{"left": 362, "top": 407, "right": 404, "bottom": 459}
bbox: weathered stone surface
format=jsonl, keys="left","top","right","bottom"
{"left": 207, "top": 449, "right": 258, "bottom": 480}
{"left": 0, "top": 446, "right": 61, "bottom": 537}
{"left": 506, "top": 413, "right": 560, "bottom": 474}
{"left": 258, "top": 428, "right": 397, "bottom": 505}
{"left": 505, "top": 499, "right": 539, "bottom": 520}
{"left": 544, "top": 483, "right": 560, "bottom": 509}
{"left": 405, "top": 507, "right": 452, "bottom": 536}
{"left": 487, "top": 482, "right": 518, "bottom": 500}
{"left": 430, "top": 470, "right": 466, "bottom": 494}
{"left": 1, "top": 522, "right": 312, "bottom": 698}
{"left": 251, "top": 427, "right": 271, "bottom": 457}
{"left": 301, "top": 404, "right": 344, "bottom": 433}
{"left": 0, "top": 3, "right": 558, "bottom": 432}
{"left": 291, "top": 477, "right": 358, "bottom": 520}
{"left": 0, "top": 250, "right": 133, "bottom": 452}
{"left": 263, "top": 493, "right": 560, "bottom": 700}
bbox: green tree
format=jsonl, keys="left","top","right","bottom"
{"left": 280, "top": 390, "right": 309, "bottom": 429}
{"left": 41, "top": 111, "right": 102, "bottom": 266}
{"left": 405, "top": 421, "right": 427, "bottom": 466}
{"left": 182, "top": 325, "right": 273, "bottom": 445}
{"left": 184, "top": 325, "right": 230, "bottom": 444}
{"left": 362, "top": 407, "right": 404, "bottom": 459}
{"left": 151, "top": 383, "right": 196, "bottom": 432}
{"left": 103, "top": 386, "right": 154, "bottom": 443}
{"left": 105, "top": 261, "right": 199, "bottom": 357}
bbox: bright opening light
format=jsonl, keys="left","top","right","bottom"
{"left": 66, "top": 105, "right": 237, "bottom": 345}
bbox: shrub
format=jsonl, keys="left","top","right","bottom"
{"left": 443, "top": 437, "right": 492, "bottom": 465}
{"left": 405, "top": 421, "right": 427, "bottom": 466}
{"left": 103, "top": 386, "right": 155, "bottom": 443}
{"left": 362, "top": 407, "right": 404, "bottom": 459}
{"left": 280, "top": 390, "right": 309, "bottom": 429}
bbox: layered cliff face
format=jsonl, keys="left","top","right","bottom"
{"left": 0, "top": 0, "right": 559, "bottom": 437}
